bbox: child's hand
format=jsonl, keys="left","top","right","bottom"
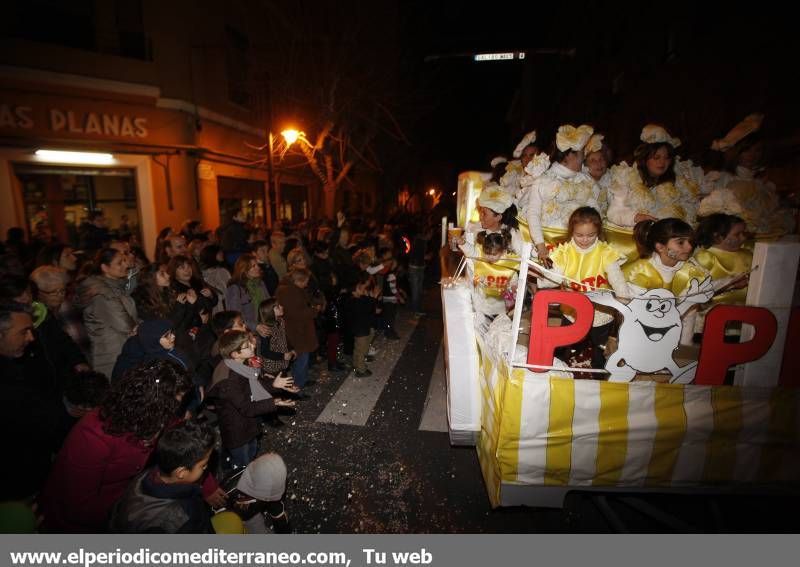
{"left": 273, "top": 375, "right": 294, "bottom": 390}
{"left": 535, "top": 243, "right": 549, "bottom": 262}
{"left": 275, "top": 399, "right": 296, "bottom": 408}
{"left": 256, "top": 324, "right": 272, "bottom": 338}
{"left": 200, "top": 287, "right": 213, "bottom": 298}
{"left": 727, "top": 273, "right": 750, "bottom": 290}
{"left": 176, "top": 293, "right": 188, "bottom": 304}
{"left": 284, "top": 350, "right": 297, "bottom": 361}
{"left": 186, "top": 289, "right": 198, "bottom": 304}
{"left": 204, "top": 487, "right": 227, "bottom": 509}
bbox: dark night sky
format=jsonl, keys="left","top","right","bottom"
{"left": 389, "top": 2, "right": 798, "bottom": 197}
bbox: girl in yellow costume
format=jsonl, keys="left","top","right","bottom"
{"left": 535, "top": 207, "right": 630, "bottom": 368}
{"left": 623, "top": 218, "right": 742, "bottom": 346}
{"left": 521, "top": 124, "right": 600, "bottom": 262}
{"left": 607, "top": 125, "right": 703, "bottom": 230}
{"left": 693, "top": 214, "right": 752, "bottom": 305}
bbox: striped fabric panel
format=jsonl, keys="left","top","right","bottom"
{"left": 620, "top": 383, "right": 657, "bottom": 486}
{"left": 733, "top": 387, "right": 772, "bottom": 482}
{"left": 544, "top": 378, "right": 575, "bottom": 486}
{"left": 672, "top": 386, "right": 714, "bottom": 484}
{"left": 703, "top": 387, "right": 743, "bottom": 484}
{"left": 646, "top": 384, "right": 687, "bottom": 486}
{"left": 758, "top": 388, "right": 800, "bottom": 483}
{"left": 497, "top": 366, "right": 525, "bottom": 480}
{"left": 594, "top": 382, "right": 630, "bottom": 485}
{"left": 569, "top": 380, "right": 602, "bottom": 485}
{"left": 514, "top": 377, "right": 551, "bottom": 484}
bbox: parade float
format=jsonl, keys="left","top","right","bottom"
{"left": 442, "top": 172, "right": 800, "bottom": 508}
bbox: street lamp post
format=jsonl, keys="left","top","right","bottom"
{"left": 265, "top": 129, "right": 305, "bottom": 227}
{"left": 267, "top": 131, "right": 277, "bottom": 227}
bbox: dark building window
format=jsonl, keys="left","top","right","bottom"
{"left": 7, "top": 0, "right": 96, "bottom": 51}
{"left": 6, "top": 0, "right": 152, "bottom": 61}
{"left": 115, "top": 0, "right": 152, "bottom": 61}
{"left": 225, "top": 25, "right": 251, "bottom": 107}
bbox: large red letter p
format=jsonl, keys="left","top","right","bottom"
{"left": 527, "top": 290, "right": 594, "bottom": 373}
{"left": 695, "top": 305, "right": 777, "bottom": 385}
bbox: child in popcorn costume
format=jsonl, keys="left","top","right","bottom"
{"left": 533, "top": 207, "right": 630, "bottom": 369}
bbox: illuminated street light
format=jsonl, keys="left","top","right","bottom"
{"left": 428, "top": 188, "right": 436, "bottom": 196}
{"left": 35, "top": 149, "right": 114, "bottom": 165}
{"left": 281, "top": 129, "right": 301, "bottom": 145}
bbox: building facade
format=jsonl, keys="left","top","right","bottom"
{"left": 0, "top": 0, "right": 320, "bottom": 257}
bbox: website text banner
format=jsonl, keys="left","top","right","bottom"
{"left": 0, "top": 535, "right": 794, "bottom": 567}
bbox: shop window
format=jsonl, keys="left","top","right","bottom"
{"left": 217, "top": 176, "right": 265, "bottom": 226}
{"left": 14, "top": 165, "right": 140, "bottom": 248}
{"left": 279, "top": 183, "right": 308, "bottom": 223}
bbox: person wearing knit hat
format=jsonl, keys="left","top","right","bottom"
{"left": 519, "top": 124, "right": 600, "bottom": 261}
{"left": 699, "top": 114, "right": 795, "bottom": 236}
{"left": 606, "top": 124, "right": 704, "bottom": 229}
{"left": 232, "top": 452, "right": 291, "bottom": 533}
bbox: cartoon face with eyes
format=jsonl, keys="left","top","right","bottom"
{"left": 586, "top": 277, "right": 714, "bottom": 383}
{"left": 630, "top": 289, "right": 682, "bottom": 343}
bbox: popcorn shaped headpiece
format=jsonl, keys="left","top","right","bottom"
{"left": 477, "top": 184, "right": 513, "bottom": 214}
{"left": 585, "top": 133, "right": 605, "bottom": 154}
{"left": 513, "top": 130, "right": 537, "bottom": 158}
{"left": 711, "top": 113, "right": 764, "bottom": 152}
{"left": 556, "top": 124, "right": 594, "bottom": 152}
{"left": 640, "top": 124, "right": 681, "bottom": 148}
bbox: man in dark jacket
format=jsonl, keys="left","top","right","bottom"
{"left": 0, "top": 302, "right": 62, "bottom": 500}
{"left": 78, "top": 211, "right": 110, "bottom": 254}
{"left": 221, "top": 210, "right": 249, "bottom": 267}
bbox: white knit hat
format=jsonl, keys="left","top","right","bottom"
{"left": 711, "top": 113, "right": 764, "bottom": 151}
{"left": 640, "top": 124, "right": 681, "bottom": 148}
{"left": 236, "top": 453, "right": 287, "bottom": 501}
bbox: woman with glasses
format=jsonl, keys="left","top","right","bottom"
{"left": 29, "top": 266, "right": 89, "bottom": 372}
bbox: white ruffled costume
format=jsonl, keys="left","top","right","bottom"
{"left": 521, "top": 124, "right": 600, "bottom": 245}
{"left": 606, "top": 125, "right": 703, "bottom": 227}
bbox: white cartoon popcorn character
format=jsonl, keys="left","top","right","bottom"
{"left": 586, "top": 277, "right": 714, "bottom": 383}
